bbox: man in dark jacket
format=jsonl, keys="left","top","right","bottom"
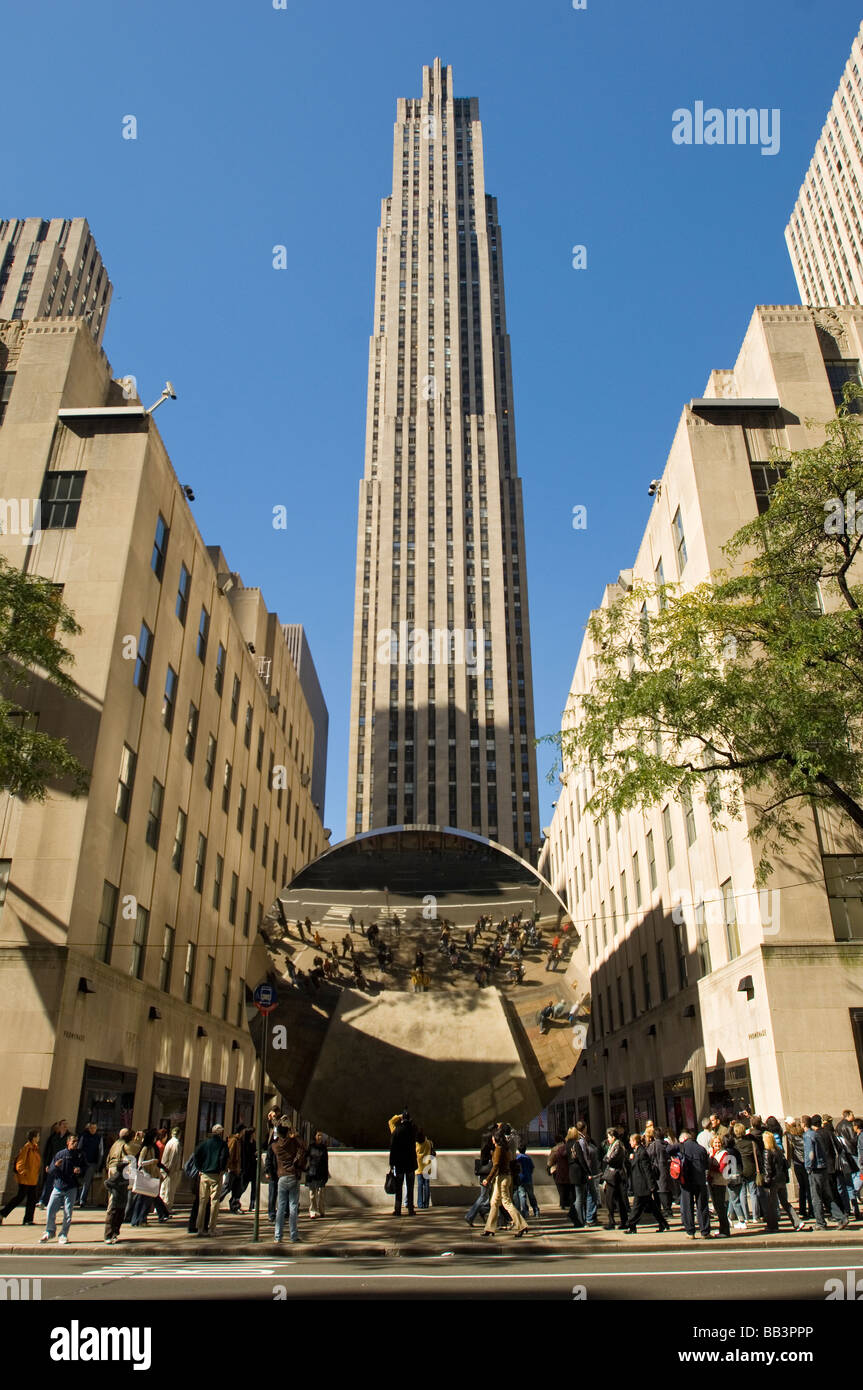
{"left": 40, "top": 1134, "right": 84, "bottom": 1244}
{"left": 268, "top": 1123, "right": 308, "bottom": 1243}
{"left": 804, "top": 1116, "right": 850, "bottom": 1230}
{"left": 77, "top": 1122, "right": 104, "bottom": 1208}
{"left": 388, "top": 1111, "right": 419, "bottom": 1216}
{"left": 39, "top": 1120, "right": 69, "bottom": 1207}
{"left": 672, "top": 1131, "right": 711, "bottom": 1239}
{"left": 193, "top": 1125, "right": 230, "bottom": 1237}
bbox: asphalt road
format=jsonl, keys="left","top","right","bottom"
{"left": 3, "top": 1246, "right": 860, "bottom": 1300}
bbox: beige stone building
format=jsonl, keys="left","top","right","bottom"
{"left": 0, "top": 310, "right": 326, "bottom": 1188}
{"left": 346, "top": 59, "right": 540, "bottom": 860}
{"left": 786, "top": 21, "right": 863, "bottom": 307}
{"left": 0, "top": 219, "right": 111, "bottom": 347}
{"left": 541, "top": 304, "right": 863, "bottom": 1139}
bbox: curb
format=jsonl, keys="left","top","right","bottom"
{"left": 2, "top": 1234, "right": 859, "bottom": 1258}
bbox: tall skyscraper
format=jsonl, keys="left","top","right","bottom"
{"left": 786, "top": 21, "right": 863, "bottom": 307}
{"left": 347, "top": 59, "right": 540, "bottom": 861}
{"left": 0, "top": 218, "right": 112, "bottom": 345}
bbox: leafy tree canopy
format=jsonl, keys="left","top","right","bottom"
{"left": 547, "top": 385, "right": 863, "bottom": 880}
{"left": 0, "top": 559, "right": 89, "bottom": 799}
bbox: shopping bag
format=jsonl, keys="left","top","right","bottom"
{"left": 131, "top": 1168, "right": 160, "bottom": 1198}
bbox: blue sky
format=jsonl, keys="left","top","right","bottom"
{"left": 3, "top": 0, "right": 860, "bottom": 841}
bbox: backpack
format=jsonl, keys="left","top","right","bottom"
{"left": 669, "top": 1154, "right": 683, "bottom": 1182}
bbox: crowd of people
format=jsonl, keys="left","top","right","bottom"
{"left": 0, "top": 1114, "right": 331, "bottom": 1247}
{"left": 5, "top": 1103, "right": 859, "bottom": 1247}
{"left": 275, "top": 908, "right": 566, "bottom": 995}
{"left": 537, "top": 1109, "right": 863, "bottom": 1237}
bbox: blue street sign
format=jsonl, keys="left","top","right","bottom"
{"left": 253, "top": 981, "right": 278, "bottom": 1014}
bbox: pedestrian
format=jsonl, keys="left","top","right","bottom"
{"left": 296, "top": 918, "right": 306, "bottom": 942}
{"left": 547, "top": 1133, "right": 572, "bottom": 1212}
{"left": 732, "top": 1121, "right": 763, "bottom": 1223}
{"left": 706, "top": 1132, "right": 731, "bottom": 1237}
{"left": 565, "top": 1125, "right": 590, "bottom": 1228}
{"left": 40, "top": 1132, "right": 84, "bottom": 1244}
{"left": 465, "top": 1128, "right": 495, "bottom": 1227}
{"left": 762, "top": 1131, "right": 809, "bottom": 1232}
{"left": 415, "top": 1128, "right": 434, "bottom": 1209}
{"left": 784, "top": 1119, "right": 811, "bottom": 1220}
{"left": 645, "top": 1123, "right": 673, "bottom": 1217}
{"left": 0, "top": 1129, "right": 41, "bottom": 1226}
{"left": 388, "top": 1110, "right": 419, "bottom": 1216}
{"left": 696, "top": 1116, "right": 713, "bottom": 1151}
{"left": 671, "top": 1129, "right": 711, "bottom": 1239}
{"left": 306, "top": 1131, "right": 330, "bottom": 1218}
{"left": 835, "top": 1110, "right": 860, "bottom": 1221}
{"left": 342, "top": 932, "right": 352, "bottom": 958}
{"left": 822, "top": 1114, "right": 855, "bottom": 1218}
{"left": 225, "top": 1125, "right": 246, "bottom": 1212}
{"left": 159, "top": 1127, "right": 182, "bottom": 1214}
{"left": 600, "top": 1127, "right": 629, "bottom": 1230}
{"left": 38, "top": 1120, "right": 68, "bottom": 1207}
{"left": 804, "top": 1115, "right": 850, "bottom": 1231}
{"left": 853, "top": 1117, "right": 863, "bottom": 1204}
{"left": 241, "top": 1127, "right": 258, "bottom": 1211}
{"left": 514, "top": 1145, "right": 540, "bottom": 1219}
{"left": 720, "top": 1133, "right": 748, "bottom": 1229}
{"left": 269, "top": 1120, "right": 308, "bottom": 1244}
{"left": 127, "top": 1129, "right": 170, "bottom": 1226}
{"left": 103, "top": 1129, "right": 134, "bottom": 1245}
{"left": 626, "top": 1133, "right": 669, "bottom": 1234}
{"left": 192, "top": 1124, "right": 230, "bottom": 1237}
{"left": 265, "top": 1108, "right": 280, "bottom": 1223}
{"left": 77, "top": 1122, "right": 104, "bottom": 1208}
{"left": 577, "top": 1120, "right": 601, "bottom": 1226}
{"left": 482, "top": 1132, "right": 528, "bottom": 1237}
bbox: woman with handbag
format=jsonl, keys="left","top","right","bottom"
{"left": 600, "top": 1128, "right": 629, "bottom": 1230}
{"left": 127, "top": 1129, "right": 170, "bottom": 1226}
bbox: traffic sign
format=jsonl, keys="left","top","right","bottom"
{"left": 253, "top": 982, "right": 278, "bottom": 1015}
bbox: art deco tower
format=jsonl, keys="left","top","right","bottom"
{"left": 347, "top": 59, "right": 540, "bottom": 861}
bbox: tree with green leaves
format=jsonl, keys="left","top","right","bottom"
{"left": 0, "top": 559, "right": 89, "bottom": 799}
{"left": 548, "top": 385, "right": 863, "bottom": 880}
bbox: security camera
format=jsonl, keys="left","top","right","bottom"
{"left": 165, "top": 381, "right": 176, "bottom": 399}
{"left": 648, "top": 480, "right": 662, "bottom": 498}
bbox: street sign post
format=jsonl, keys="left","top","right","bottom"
{"left": 252, "top": 981, "right": 278, "bottom": 1243}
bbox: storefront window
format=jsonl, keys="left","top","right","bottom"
{"left": 196, "top": 1082, "right": 226, "bottom": 1140}
{"left": 608, "top": 1089, "right": 628, "bottom": 1133}
{"left": 706, "top": 1062, "right": 752, "bottom": 1121}
{"left": 663, "top": 1073, "right": 696, "bottom": 1135}
{"left": 77, "top": 1063, "right": 137, "bottom": 1142}
{"left": 150, "top": 1073, "right": 189, "bottom": 1136}
{"left": 232, "top": 1088, "right": 254, "bottom": 1132}
{"left": 632, "top": 1083, "right": 657, "bottom": 1132}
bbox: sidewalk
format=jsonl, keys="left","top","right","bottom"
{"left": 1, "top": 1204, "right": 859, "bottom": 1257}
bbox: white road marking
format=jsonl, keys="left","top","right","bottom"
{"left": 21, "top": 1259, "right": 857, "bottom": 1282}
